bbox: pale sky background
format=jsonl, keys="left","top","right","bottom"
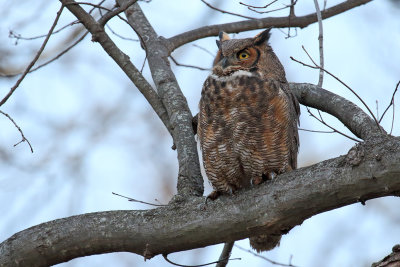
{"left": 0, "top": 0, "right": 400, "bottom": 267}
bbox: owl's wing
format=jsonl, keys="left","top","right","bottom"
{"left": 280, "top": 82, "right": 300, "bottom": 170}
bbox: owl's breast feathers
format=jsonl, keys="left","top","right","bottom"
{"left": 198, "top": 72, "right": 299, "bottom": 193}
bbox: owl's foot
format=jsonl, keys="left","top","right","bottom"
{"left": 203, "top": 190, "right": 221, "bottom": 207}
{"left": 252, "top": 172, "right": 277, "bottom": 186}
{"left": 207, "top": 190, "right": 221, "bottom": 201}
{"left": 251, "top": 176, "right": 263, "bottom": 186}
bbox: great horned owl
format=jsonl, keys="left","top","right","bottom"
{"left": 197, "top": 29, "right": 300, "bottom": 252}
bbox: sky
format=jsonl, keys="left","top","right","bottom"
{"left": 0, "top": 0, "right": 400, "bottom": 266}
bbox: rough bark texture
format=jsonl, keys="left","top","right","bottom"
{"left": 1, "top": 136, "right": 399, "bottom": 266}
{"left": 372, "top": 245, "right": 400, "bottom": 267}
{"left": 118, "top": 1, "right": 204, "bottom": 197}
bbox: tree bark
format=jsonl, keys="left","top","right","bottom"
{"left": 1, "top": 136, "right": 399, "bottom": 266}
{"left": 372, "top": 245, "right": 400, "bottom": 267}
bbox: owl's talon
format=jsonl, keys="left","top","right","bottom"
{"left": 251, "top": 177, "right": 263, "bottom": 186}
{"left": 205, "top": 190, "right": 221, "bottom": 206}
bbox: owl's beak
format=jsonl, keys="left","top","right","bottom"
{"left": 221, "top": 57, "right": 229, "bottom": 68}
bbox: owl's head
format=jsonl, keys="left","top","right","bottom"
{"left": 212, "top": 29, "right": 286, "bottom": 81}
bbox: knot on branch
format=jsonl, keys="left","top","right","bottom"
{"left": 346, "top": 143, "right": 365, "bottom": 167}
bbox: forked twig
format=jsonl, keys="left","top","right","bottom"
{"left": 306, "top": 107, "right": 361, "bottom": 142}
{"left": 170, "top": 56, "right": 210, "bottom": 71}
{"left": 112, "top": 192, "right": 167, "bottom": 207}
{"left": 0, "top": 4, "right": 65, "bottom": 107}
{"left": 240, "top": 0, "right": 298, "bottom": 15}
{"left": 0, "top": 110, "right": 33, "bottom": 153}
{"left": 200, "top": 0, "right": 256, "bottom": 20}
{"left": 162, "top": 253, "right": 240, "bottom": 267}
{"left": 379, "top": 81, "right": 399, "bottom": 135}
{"left": 239, "top": 0, "right": 278, "bottom": 10}
{"left": 98, "top": 0, "right": 138, "bottom": 26}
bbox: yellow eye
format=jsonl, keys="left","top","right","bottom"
{"left": 238, "top": 51, "right": 250, "bottom": 60}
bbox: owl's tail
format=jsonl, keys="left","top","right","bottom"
{"left": 249, "top": 234, "right": 281, "bottom": 252}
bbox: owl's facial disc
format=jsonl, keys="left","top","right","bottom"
{"left": 213, "top": 47, "right": 259, "bottom": 76}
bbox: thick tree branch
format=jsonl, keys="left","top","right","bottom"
{"left": 290, "top": 83, "right": 385, "bottom": 140}
{"left": 372, "top": 244, "right": 400, "bottom": 267}
{"left": 166, "top": 0, "right": 372, "bottom": 53}
{"left": 1, "top": 136, "right": 400, "bottom": 266}
{"left": 60, "top": 0, "right": 173, "bottom": 138}
{"left": 117, "top": 0, "right": 204, "bottom": 197}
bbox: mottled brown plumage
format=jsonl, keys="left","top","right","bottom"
{"left": 197, "top": 29, "right": 300, "bottom": 252}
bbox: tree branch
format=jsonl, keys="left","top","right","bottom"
{"left": 289, "top": 83, "right": 384, "bottom": 140}
{"left": 166, "top": 0, "right": 373, "bottom": 53}
{"left": 117, "top": 0, "right": 204, "bottom": 197}
{"left": 60, "top": 0, "right": 173, "bottom": 138}
{"left": 1, "top": 136, "right": 399, "bottom": 266}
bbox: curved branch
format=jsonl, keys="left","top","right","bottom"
{"left": 1, "top": 136, "right": 400, "bottom": 266}
{"left": 166, "top": 0, "right": 372, "bottom": 52}
{"left": 290, "top": 83, "right": 385, "bottom": 140}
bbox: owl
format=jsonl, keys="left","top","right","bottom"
{"left": 197, "top": 29, "right": 300, "bottom": 252}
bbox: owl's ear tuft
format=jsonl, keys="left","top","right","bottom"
{"left": 219, "top": 32, "right": 231, "bottom": 42}
{"left": 254, "top": 28, "right": 271, "bottom": 45}
{"left": 216, "top": 40, "right": 221, "bottom": 49}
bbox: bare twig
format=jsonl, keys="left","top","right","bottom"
{"left": 234, "top": 244, "right": 298, "bottom": 267}
{"left": 140, "top": 55, "right": 147, "bottom": 73}
{"left": 200, "top": 0, "right": 256, "bottom": 20}
{"left": 216, "top": 242, "right": 234, "bottom": 267}
{"left": 162, "top": 253, "right": 240, "bottom": 267}
{"left": 112, "top": 192, "right": 167, "bottom": 207}
{"left": 0, "top": 4, "right": 65, "bottom": 107}
{"left": 170, "top": 56, "right": 210, "bottom": 71}
{"left": 307, "top": 107, "right": 361, "bottom": 142}
{"left": 66, "top": 1, "right": 130, "bottom": 24}
{"left": 0, "top": 110, "right": 33, "bottom": 153}
{"left": 299, "top": 128, "right": 334, "bottom": 134}
{"left": 98, "top": 0, "right": 137, "bottom": 26}
{"left": 291, "top": 49, "right": 382, "bottom": 133}
{"left": 313, "top": 0, "right": 324, "bottom": 87}
{"left": 192, "top": 44, "right": 214, "bottom": 58}
{"left": 0, "top": 32, "right": 88, "bottom": 78}
{"left": 379, "top": 81, "right": 399, "bottom": 127}
{"left": 240, "top": 0, "right": 298, "bottom": 15}
{"left": 105, "top": 24, "right": 139, "bottom": 41}
{"left": 239, "top": 0, "right": 278, "bottom": 10}
{"left": 8, "top": 21, "right": 79, "bottom": 43}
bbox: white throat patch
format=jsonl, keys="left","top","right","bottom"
{"left": 210, "top": 70, "right": 255, "bottom": 82}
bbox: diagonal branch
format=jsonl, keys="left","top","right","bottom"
{"left": 1, "top": 136, "right": 399, "bottom": 266}
{"left": 166, "top": 0, "right": 372, "bottom": 53}
{"left": 60, "top": 0, "right": 173, "bottom": 138}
